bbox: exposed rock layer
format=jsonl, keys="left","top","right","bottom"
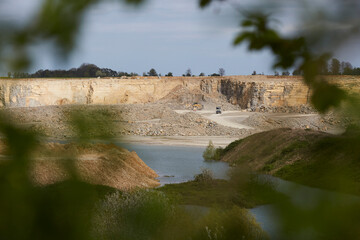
{"left": 1, "top": 75, "right": 359, "bottom": 109}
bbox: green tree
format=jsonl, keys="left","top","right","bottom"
{"left": 330, "top": 58, "right": 341, "bottom": 75}
{"left": 185, "top": 68, "right": 192, "bottom": 77}
{"left": 148, "top": 68, "right": 158, "bottom": 76}
{"left": 341, "top": 61, "right": 353, "bottom": 75}
{"left": 203, "top": 141, "right": 216, "bottom": 161}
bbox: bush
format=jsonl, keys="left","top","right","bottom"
{"left": 194, "top": 207, "right": 269, "bottom": 240}
{"left": 203, "top": 141, "right": 223, "bottom": 161}
{"left": 194, "top": 168, "right": 214, "bottom": 183}
{"left": 93, "top": 190, "right": 175, "bottom": 240}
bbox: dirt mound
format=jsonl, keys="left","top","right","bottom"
{"left": 2, "top": 104, "right": 250, "bottom": 138}
{"left": 242, "top": 112, "right": 341, "bottom": 132}
{"left": 221, "top": 128, "right": 329, "bottom": 169}
{"left": 220, "top": 128, "right": 360, "bottom": 195}
{"left": 0, "top": 142, "right": 159, "bottom": 190}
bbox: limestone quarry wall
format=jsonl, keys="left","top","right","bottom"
{"left": 0, "top": 75, "right": 359, "bottom": 109}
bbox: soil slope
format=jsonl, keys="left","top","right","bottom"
{"left": 221, "top": 128, "right": 360, "bottom": 195}
{"left": 1, "top": 142, "right": 160, "bottom": 190}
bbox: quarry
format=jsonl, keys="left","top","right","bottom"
{"left": 0, "top": 75, "right": 356, "bottom": 145}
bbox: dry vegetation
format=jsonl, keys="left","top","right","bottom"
{"left": 0, "top": 141, "right": 159, "bottom": 190}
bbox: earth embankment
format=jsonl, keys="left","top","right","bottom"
{"left": 220, "top": 128, "right": 360, "bottom": 195}
{"left": 0, "top": 141, "right": 160, "bottom": 190}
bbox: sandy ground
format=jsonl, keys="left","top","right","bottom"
{"left": 117, "top": 135, "right": 240, "bottom": 147}
{"left": 175, "top": 110, "right": 254, "bottom": 129}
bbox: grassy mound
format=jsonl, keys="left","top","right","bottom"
{"left": 220, "top": 128, "right": 360, "bottom": 195}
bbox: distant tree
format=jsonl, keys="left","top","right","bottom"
{"left": 218, "top": 68, "right": 225, "bottom": 76}
{"left": 274, "top": 71, "right": 279, "bottom": 76}
{"left": 95, "top": 70, "right": 105, "bottom": 77}
{"left": 353, "top": 68, "right": 360, "bottom": 75}
{"left": 292, "top": 69, "right": 303, "bottom": 76}
{"left": 251, "top": 71, "right": 257, "bottom": 75}
{"left": 148, "top": 68, "right": 158, "bottom": 76}
{"left": 319, "top": 59, "right": 329, "bottom": 75}
{"left": 7, "top": 72, "right": 11, "bottom": 78}
{"left": 79, "top": 63, "right": 100, "bottom": 77}
{"left": 165, "top": 72, "right": 173, "bottom": 77}
{"left": 142, "top": 72, "right": 148, "bottom": 77}
{"left": 185, "top": 68, "right": 192, "bottom": 77}
{"left": 199, "top": 72, "right": 205, "bottom": 76}
{"left": 210, "top": 73, "right": 220, "bottom": 76}
{"left": 282, "top": 71, "right": 290, "bottom": 76}
{"left": 341, "top": 61, "right": 353, "bottom": 75}
{"left": 330, "top": 58, "right": 341, "bottom": 75}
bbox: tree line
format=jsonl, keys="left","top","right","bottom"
{"left": 6, "top": 64, "right": 227, "bottom": 78}
{"left": 292, "top": 58, "right": 360, "bottom": 76}
{"left": 7, "top": 64, "right": 139, "bottom": 78}
{"left": 8, "top": 59, "right": 360, "bottom": 79}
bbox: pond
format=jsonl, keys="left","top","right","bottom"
{"left": 119, "top": 143, "right": 360, "bottom": 239}
{"left": 118, "top": 143, "right": 230, "bottom": 185}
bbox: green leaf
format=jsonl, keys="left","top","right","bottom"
{"left": 199, "top": 0, "right": 211, "bottom": 8}
{"left": 233, "top": 33, "right": 248, "bottom": 45}
{"left": 311, "top": 82, "right": 347, "bottom": 113}
{"left": 242, "top": 20, "right": 253, "bottom": 27}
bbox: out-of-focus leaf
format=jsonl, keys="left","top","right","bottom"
{"left": 233, "top": 33, "right": 250, "bottom": 45}
{"left": 311, "top": 82, "right": 347, "bottom": 113}
{"left": 123, "top": 0, "right": 145, "bottom": 5}
{"left": 199, "top": 0, "right": 212, "bottom": 8}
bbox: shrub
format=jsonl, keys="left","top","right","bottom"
{"left": 203, "top": 141, "right": 216, "bottom": 161}
{"left": 93, "top": 189, "right": 175, "bottom": 240}
{"left": 195, "top": 207, "right": 269, "bottom": 240}
{"left": 194, "top": 168, "right": 214, "bottom": 183}
{"left": 203, "top": 141, "right": 223, "bottom": 161}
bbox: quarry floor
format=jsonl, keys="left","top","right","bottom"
{"left": 2, "top": 103, "right": 345, "bottom": 147}
{"left": 119, "top": 109, "right": 345, "bottom": 147}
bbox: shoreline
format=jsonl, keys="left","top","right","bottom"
{"left": 44, "top": 135, "right": 241, "bottom": 148}
{"left": 116, "top": 135, "right": 240, "bottom": 147}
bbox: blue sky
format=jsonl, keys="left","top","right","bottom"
{"left": 1, "top": 0, "right": 360, "bottom": 76}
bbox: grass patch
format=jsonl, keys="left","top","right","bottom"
{"left": 221, "top": 139, "right": 243, "bottom": 156}
{"left": 157, "top": 179, "right": 234, "bottom": 208}
{"left": 158, "top": 176, "right": 286, "bottom": 209}
{"left": 280, "top": 141, "right": 309, "bottom": 156}
{"left": 234, "top": 155, "right": 254, "bottom": 165}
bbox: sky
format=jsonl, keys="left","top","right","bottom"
{"left": 1, "top": 0, "right": 360, "bottom": 76}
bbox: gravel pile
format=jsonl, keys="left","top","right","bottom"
{"left": 2, "top": 104, "right": 251, "bottom": 138}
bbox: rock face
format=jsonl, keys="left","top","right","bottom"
{"left": 1, "top": 75, "right": 359, "bottom": 109}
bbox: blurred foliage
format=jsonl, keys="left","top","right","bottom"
{"left": 69, "top": 107, "right": 116, "bottom": 143}
{"left": 93, "top": 188, "right": 269, "bottom": 240}
{"left": 1, "top": 0, "right": 360, "bottom": 239}
{"left": 0, "top": 113, "right": 99, "bottom": 240}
